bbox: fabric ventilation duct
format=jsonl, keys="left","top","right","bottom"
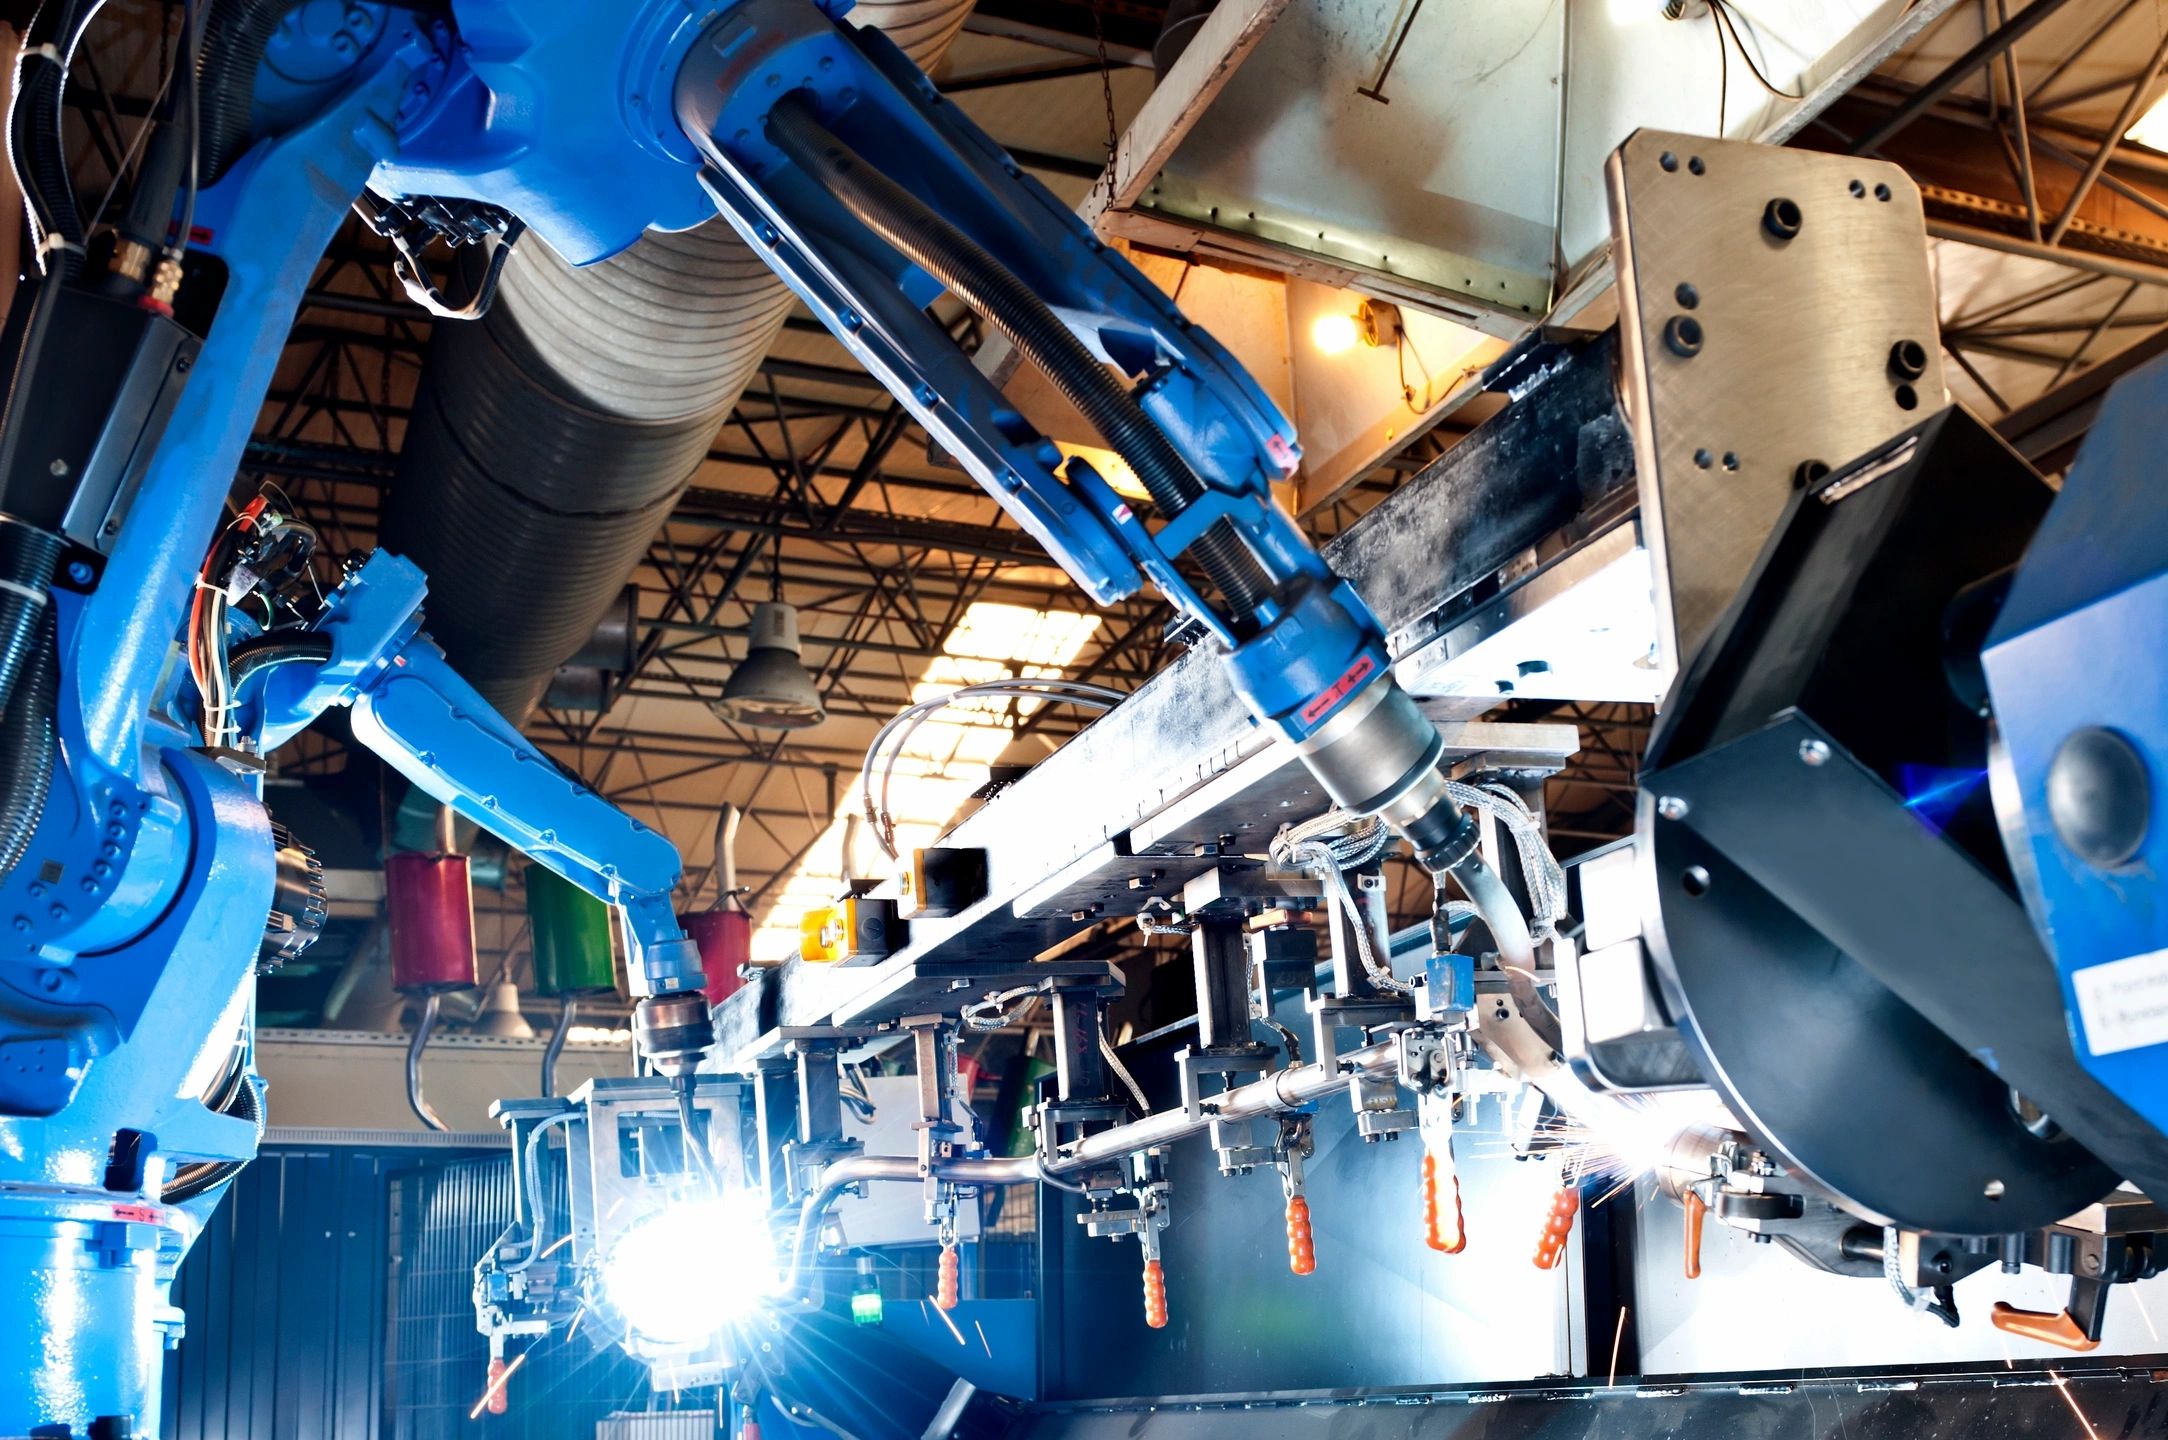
{"left": 381, "top": 1, "right": 977, "bottom": 721}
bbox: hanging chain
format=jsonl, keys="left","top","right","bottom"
{"left": 1091, "top": 7, "right": 1120, "bottom": 203}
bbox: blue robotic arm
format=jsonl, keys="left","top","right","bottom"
{"left": 249, "top": 550, "right": 706, "bottom": 1007}
{"left": 0, "top": 0, "right": 1489, "bottom": 1427}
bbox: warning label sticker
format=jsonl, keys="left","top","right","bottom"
{"left": 2072, "top": 947, "right": 2168, "bottom": 1057}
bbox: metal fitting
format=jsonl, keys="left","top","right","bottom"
{"left": 631, "top": 992, "right": 714, "bottom": 1076}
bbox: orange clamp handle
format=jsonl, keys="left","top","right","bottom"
{"left": 1142, "top": 1258, "right": 1168, "bottom": 1329}
{"left": 1990, "top": 1301, "right": 2101, "bottom": 1353}
{"left": 1422, "top": 1149, "right": 1466, "bottom": 1254}
{"left": 1683, "top": 1189, "right": 1707, "bottom": 1280}
{"left": 936, "top": 1242, "right": 960, "bottom": 1311}
{"left": 1286, "top": 1194, "right": 1316, "bottom": 1275}
{"left": 1532, "top": 1185, "right": 1579, "bottom": 1270}
{"left": 484, "top": 1357, "right": 510, "bottom": 1415}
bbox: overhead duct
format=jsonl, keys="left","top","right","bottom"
{"left": 380, "top": 0, "right": 978, "bottom": 721}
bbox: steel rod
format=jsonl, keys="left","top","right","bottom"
{"left": 1046, "top": 1039, "right": 1400, "bottom": 1173}
{"left": 1849, "top": 0, "right": 2078, "bottom": 156}
{"left": 2043, "top": 27, "right": 2168, "bottom": 246}
{"left": 1927, "top": 218, "right": 2168, "bottom": 286}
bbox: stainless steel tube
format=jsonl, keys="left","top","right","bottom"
{"left": 405, "top": 992, "right": 450, "bottom": 1133}
{"left": 783, "top": 1152, "right": 1043, "bottom": 1291}
{"left": 1449, "top": 850, "right": 1563, "bottom": 1052}
{"left": 1043, "top": 1039, "right": 1400, "bottom": 1174}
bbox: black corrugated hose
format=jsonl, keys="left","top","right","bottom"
{"left": 161, "top": 1065, "right": 261, "bottom": 1203}
{"left": 196, "top": 0, "right": 307, "bottom": 187}
{"left": 227, "top": 630, "right": 333, "bottom": 690}
{"left": 10, "top": 0, "right": 94, "bottom": 280}
{"left": 0, "top": 605, "right": 57, "bottom": 880}
{"left": 0, "top": 523, "right": 63, "bottom": 879}
{"left": 765, "top": 95, "right": 1275, "bottom": 626}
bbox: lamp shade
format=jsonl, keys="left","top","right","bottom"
{"left": 716, "top": 602, "right": 826, "bottom": 729}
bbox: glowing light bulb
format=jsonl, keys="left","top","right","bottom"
{"left": 599, "top": 1190, "right": 777, "bottom": 1344}
{"left": 2129, "top": 93, "right": 2168, "bottom": 152}
{"left": 1311, "top": 310, "right": 1361, "bottom": 355}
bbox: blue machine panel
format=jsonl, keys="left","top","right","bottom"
{"left": 1984, "top": 352, "right": 2168, "bottom": 1141}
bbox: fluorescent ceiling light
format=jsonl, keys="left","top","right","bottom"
{"left": 2127, "top": 91, "right": 2168, "bottom": 152}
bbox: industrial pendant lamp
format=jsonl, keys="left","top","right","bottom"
{"left": 471, "top": 979, "right": 535, "bottom": 1039}
{"left": 716, "top": 601, "right": 826, "bottom": 729}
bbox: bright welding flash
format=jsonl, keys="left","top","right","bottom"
{"left": 600, "top": 1189, "right": 778, "bottom": 1344}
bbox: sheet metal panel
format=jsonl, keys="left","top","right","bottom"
{"left": 161, "top": 1147, "right": 394, "bottom": 1440}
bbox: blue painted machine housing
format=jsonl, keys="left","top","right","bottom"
{"left": 676, "top": 0, "right": 1388, "bottom": 744}
{"left": 1984, "top": 352, "right": 2168, "bottom": 1141}
{"left": 375, "top": 0, "right": 723, "bottom": 262}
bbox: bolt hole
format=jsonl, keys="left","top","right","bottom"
{"left": 1660, "top": 150, "right": 1679, "bottom": 172}
{"left": 1874, "top": 182, "right": 1892, "bottom": 201}
{"left": 1894, "top": 383, "right": 1919, "bottom": 411}
{"left": 1675, "top": 282, "right": 1699, "bottom": 309}
{"left": 1762, "top": 196, "right": 1803, "bottom": 241}
{"left": 1889, "top": 338, "right": 1930, "bottom": 380}
{"left": 1693, "top": 448, "right": 1713, "bottom": 469}
{"left": 1681, "top": 866, "right": 1711, "bottom": 897}
{"left": 1688, "top": 155, "right": 1705, "bottom": 175}
{"left": 1722, "top": 452, "right": 1740, "bottom": 471}
{"left": 1849, "top": 178, "right": 1866, "bottom": 197}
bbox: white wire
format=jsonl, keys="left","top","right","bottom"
{"left": 860, "top": 680, "right": 1125, "bottom": 859}
{"left": 1882, "top": 1226, "right": 1944, "bottom": 1317}
{"left": 1099, "top": 1028, "right": 1149, "bottom": 1115}
{"left": 503, "top": 1111, "right": 580, "bottom": 1273}
{"left": 961, "top": 984, "right": 1036, "bottom": 1032}
{"left": 1441, "top": 781, "right": 1567, "bottom": 942}
{"left": 1271, "top": 816, "right": 1410, "bottom": 995}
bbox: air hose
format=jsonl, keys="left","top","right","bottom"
{"left": 765, "top": 96, "right": 1275, "bottom": 626}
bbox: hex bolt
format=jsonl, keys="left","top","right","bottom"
{"left": 1888, "top": 339, "right": 1929, "bottom": 381}
{"left": 65, "top": 560, "right": 92, "bottom": 586}
{"left": 1663, "top": 315, "right": 1704, "bottom": 358}
{"left": 1762, "top": 197, "right": 1803, "bottom": 241}
{"left": 1657, "top": 795, "right": 1691, "bottom": 821}
{"left": 1798, "top": 738, "right": 1831, "bottom": 767}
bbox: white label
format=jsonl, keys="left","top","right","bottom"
{"left": 2072, "top": 948, "right": 2168, "bottom": 1057}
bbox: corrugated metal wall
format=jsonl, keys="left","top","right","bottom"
{"left": 387, "top": 1154, "right": 688, "bottom": 1440}
{"left": 160, "top": 1144, "right": 690, "bottom": 1440}
{"left": 161, "top": 1147, "right": 394, "bottom": 1439}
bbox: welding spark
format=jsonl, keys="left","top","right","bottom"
{"left": 2048, "top": 1370, "right": 2102, "bottom": 1440}
{"left": 924, "top": 1297, "right": 968, "bottom": 1347}
{"left": 2133, "top": 1284, "right": 2161, "bottom": 1345}
{"left": 1608, "top": 1307, "right": 1629, "bottom": 1387}
{"left": 1517, "top": 1098, "right": 1707, "bottom": 1206}
{"left": 467, "top": 1351, "right": 527, "bottom": 1420}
